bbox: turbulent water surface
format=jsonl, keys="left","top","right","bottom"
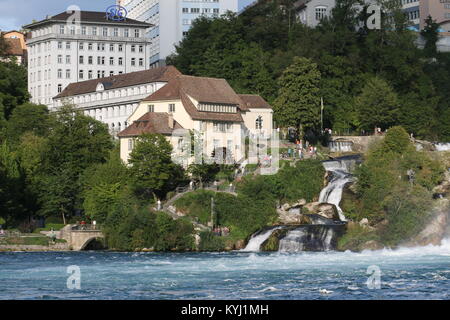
{"left": 1, "top": 240, "right": 449, "bottom": 300}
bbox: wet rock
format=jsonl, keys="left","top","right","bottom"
{"left": 304, "top": 202, "right": 340, "bottom": 220}
{"left": 359, "top": 218, "right": 369, "bottom": 226}
{"left": 234, "top": 239, "right": 245, "bottom": 250}
{"left": 277, "top": 209, "right": 303, "bottom": 224}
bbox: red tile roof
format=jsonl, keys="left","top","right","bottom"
{"left": 238, "top": 94, "right": 272, "bottom": 109}
{"left": 54, "top": 66, "right": 181, "bottom": 99}
{"left": 143, "top": 75, "right": 247, "bottom": 122}
{"left": 4, "top": 38, "right": 24, "bottom": 56}
{"left": 117, "top": 112, "right": 183, "bottom": 137}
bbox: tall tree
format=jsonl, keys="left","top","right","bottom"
{"left": 272, "top": 57, "right": 321, "bottom": 137}
{"left": 421, "top": 15, "right": 440, "bottom": 57}
{"left": 128, "top": 134, "right": 186, "bottom": 200}
{"left": 355, "top": 77, "right": 400, "bottom": 131}
{"left": 6, "top": 103, "right": 51, "bottom": 143}
{"left": 37, "top": 105, "right": 113, "bottom": 220}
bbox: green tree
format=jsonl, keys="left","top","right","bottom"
{"left": 355, "top": 77, "right": 400, "bottom": 131}
{"left": 6, "top": 103, "right": 51, "bottom": 143}
{"left": 421, "top": 15, "right": 440, "bottom": 57}
{"left": 129, "top": 133, "right": 186, "bottom": 200}
{"left": 273, "top": 57, "right": 321, "bottom": 137}
{"left": 37, "top": 105, "right": 113, "bottom": 220}
{"left": 82, "top": 148, "right": 134, "bottom": 223}
{"left": 0, "top": 61, "right": 29, "bottom": 119}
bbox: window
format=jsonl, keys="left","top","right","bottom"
{"left": 88, "top": 56, "right": 93, "bottom": 64}
{"left": 110, "top": 57, "right": 114, "bottom": 65}
{"left": 148, "top": 105, "right": 154, "bottom": 112}
{"left": 57, "top": 55, "right": 62, "bottom": 63}
{"left": 191, "top": 8, "right": 200, "bottom": 13}
{"left": 58, "top": 84, "right": 62, "bottom": 93}
{"left": 256, "top": 116, "right": 263, "bottom": 129}
{"left": 118, "top": 44, "right": 123, "bottom": 52}
{"left": 213, "top": 8, "right": 219, "bottom": 14}
{"left": 79, "top": 42, "right": 84, "bottom": 50}
{"left": 169, "top": 104, "right": 175, "bottom": 113}
{"left": 109, "top": 71, "right": 114, "bottom": 76}
{"left": 88, "top": 43, "right": 93, "bottom": 50}
{"left": 66, "top": 42, "right": 71, "bottom": 50}
{"left": 134, "top": 29, "right": 140, "bottom": 37}
{"left": 79, "top": 55, "right": 84, "bottom": 64}
{"left": 70, "top": 25, "right": 75, "bottom": 35}
{"left": 92, "top": 26, "right": 97, "bottom": 36}
{"left": 139, "top": 45, "right": 143, "bottom": 53}
{"left": 57, "top": 69, "right": 62, "bottom": 78}
{"left": 58, "top": 41, "right": 62, "bottom": 49}
{"left": 124, "top": 28, "right": 129, "bottom": 37}
{"left": 131, "top": 45, "right": 136, "bottom": 52}
{"left": 315, "top": 6, "right": 327, "bottom": 21}
{"left": 97, "top": 70, "right": 101, "bottom": 78}
{"left": 66, "top": 69, "right": 71, "bottom": 79}
{"left": 110, "top": 44, "right": 114, "bottom": 52}
{"left": 79, "top": 70, "right": 84, "bottom": 79}
{"left": 81, "top": 26, "right": 86, "bottom": 35}
{"left": 113, "top": 28, "right": 118, "bottom": 37}
{"left": 131, "top": 58, "right": 136, "bottom": 66}
{"left": 66, "top": 55, "right": 71, "bottom": 64}
{"left": 128, "top": 139, "right": 133, "bottom": 151}
{"left": 88, "top": 70, "right": 93, "bottom": 79}
{"left": 139, "top": 58, "right": 143, "bottom": 66}
{"left": 182, "top": 8, "right": 188, "bottom": 13}
{"left": 97, "top": 43, "right": 105, "bottom": 51}
{"left": 118, "top": 57, "right": 123, "bottom": 65}
{"left": 103, "top": 27, "right": 108, "bottom": 36}
{"left": 59, "top": 25, "right": 65, "bottom": 34}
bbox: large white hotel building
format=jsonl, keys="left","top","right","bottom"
{"left": 117, "top": 0, "right": 257, "bottom": 67}
{"left": 24, "top": 11, "right": 153, "bottom": 108}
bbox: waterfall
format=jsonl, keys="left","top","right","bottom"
{"left": 329, "top": 141, "right": 353, "bottom": 153}
{"left": 318, "top": 158, "right": 357, "bottom": 221}
{"left": 435, "top": 143, "right": 450, "bottom": 151}
{"left": 242, "top": 226, "right": 284, "bottom": 252}
{"left": 278, "top": 225, "right": 344, "bottom": 252}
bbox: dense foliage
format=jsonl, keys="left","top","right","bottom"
{"left": 168, "top": 0, "right": 450, "bottom": 140}
{"left": 175, "top": 159, "right": 325, "bottom": 246}
{"left": 339, "top": 126, "right": 443, "bottom": 249}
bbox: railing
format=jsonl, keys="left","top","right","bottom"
{"left": 71, "top": 224, "right": 101, "bottom": 231}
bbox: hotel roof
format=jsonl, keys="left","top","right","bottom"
{"left": 54, "top": 66, "right": 181, "bottom": 99}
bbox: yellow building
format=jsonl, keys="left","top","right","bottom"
{"left": 118, "top": 74, "right": 273, "bottom": 166}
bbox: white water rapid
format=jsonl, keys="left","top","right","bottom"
{"left": 242, "top": 227, "right": 284, "bottom": 252}
{"left": 319, "top": 159, "right": 356, "bottom": 221}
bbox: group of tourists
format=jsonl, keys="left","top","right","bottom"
{"left": 212, "top": 226, "right": 230, "bottom": 237}
{"left": 284, "top": 140, "right": 317, "bottom": 159}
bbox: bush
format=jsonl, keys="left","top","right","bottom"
{"left": 198, "top": 231, "right": 225, "bottom": 251}
{"left": 103, "top": 207, "right": 195, "bottom": 251}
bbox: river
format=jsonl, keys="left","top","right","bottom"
{"left": 1, "top": 240, "right": 449, "bottom": 300}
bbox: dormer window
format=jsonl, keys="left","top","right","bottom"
{"left": 96, "top": 83, "right": 105, "bottom": 92}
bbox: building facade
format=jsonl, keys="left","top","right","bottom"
{"left": 294, "top": 0, "right": 448, "bottom": 31}
{"left": 118, "top": 74, "right": 273, "bottom": 166}
{"left": 117, "top": 0, "right": 257, "bottom": 67}
{"left": 24, "top": 11, "right": 152, "bottom": 108}
{"left": 1, "top": 31, "right": 27, "bottom": 65}
{"left": 53, "top": 66, "right": 181, "bottom": 136}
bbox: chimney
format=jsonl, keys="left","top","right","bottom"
{"left": 168, "top": 114, "right": 174, "bottom": 129}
